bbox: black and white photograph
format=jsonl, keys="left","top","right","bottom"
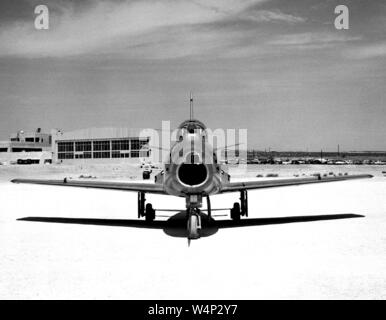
{"left": 0, "top": 0, "right": 386, "bottom": 301}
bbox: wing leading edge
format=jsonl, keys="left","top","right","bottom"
{"left": 11, "top": 174, "right": 372, "bottom": 194}
{"left": 220, "top": 174, "right": 373, "bottom": 193}
{"left": 11, "top": 178, "right": 166, "bottom": 194}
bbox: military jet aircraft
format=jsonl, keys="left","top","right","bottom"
{"left": 12, "top": 97, "right": 372, "bottom": 244}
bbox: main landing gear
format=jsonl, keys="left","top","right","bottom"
{"left": 230, "top": 190, "right": 248, "bottom": 221}
{"left": 138, "top": 192, "right": 155, "bottom": 222}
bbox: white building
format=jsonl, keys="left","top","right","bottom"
{"left": 0, "top": 128, "right": 52, "bottom": 164}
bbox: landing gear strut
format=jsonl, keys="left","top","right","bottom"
{"left": 206, "top": 196, "right": 211, "bottom": 218}
{"left": 230, "top": 190, "right": 248, "bottom": 221}
{"left": 240, "top": 190, "right": 248, "bottom": 217}
{"left": 138, "top": 192, "right": 145, "bottom": 218}
{"left": 138, "top": 192, "right": 155, "bottom": 221}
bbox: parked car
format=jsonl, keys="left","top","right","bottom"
{"left": 17, "top": 159, "right": 32, "bottom": 165}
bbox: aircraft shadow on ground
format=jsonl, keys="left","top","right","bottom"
{"left": 18, "top": 212, "right": 364, "bottom": 238}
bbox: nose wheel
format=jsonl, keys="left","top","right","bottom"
{"left": 187, "top": 208, "right": 202, "bottom": 240}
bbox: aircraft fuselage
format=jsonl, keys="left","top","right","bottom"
{"left": 155, "top": 119, "right": 229, "bottom": 202}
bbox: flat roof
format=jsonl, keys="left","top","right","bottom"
{"left": 55, "top": 127, "right": 151, "bottom": 141}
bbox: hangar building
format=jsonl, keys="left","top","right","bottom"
{"left": 52, "top": 127, "right": 152, "bottom": 164}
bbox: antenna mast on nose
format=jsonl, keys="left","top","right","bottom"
{"left": 189, "top": 92, "right": 193, "bottom": 120}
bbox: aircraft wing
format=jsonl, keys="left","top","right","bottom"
{"left": 11, "top": 178, "right": 166, "bottom": 194}
{"left": 220, "top": 174, "right": 373, "bottom": 193}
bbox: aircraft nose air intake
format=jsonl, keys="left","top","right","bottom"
{"left": 177, "top": 163, "right": 208, "bottom": 186}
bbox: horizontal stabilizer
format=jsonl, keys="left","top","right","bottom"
{"left": 18, "top": 213, "right": 364, "bottom": 232}
{"left": 18, "top": 217, "right": 166, "bottom": 229}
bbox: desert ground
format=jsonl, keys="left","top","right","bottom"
{"left": 0, "top": 164, "right": 385, "bottom": 299}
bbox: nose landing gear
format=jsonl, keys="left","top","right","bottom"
{"left": 185, "top": 194, "right": 203, "bottom": 244}
{"left": 187, "top": 208, "right": 202, "bottom": 240}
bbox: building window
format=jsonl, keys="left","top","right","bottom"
{"left": 75, "top": 153, "right": 90, "bottom": 159}
{"left": 112, "top": 141, "right": 119, "bottom": 151}
{"left": 131, "top": 139, "right": 139, "bottom": 150}
{"left": 75, "top": 141, "right": 92, "bottom": 152}
{"left": 25, "top": 137, "right": 34, "bottom": 142}
{"left": 58, "top": 153, "right": 74, "bottom": 159}
{"left": 132, "top": 138, "right": 149, "bottom": 150}
{"left": 131, "top": 150, "right": 140, "bottom": 158}
{"left": 58, "top": 142, "right": 74, "bottom": 152}
{"left": 140, "top": 150, "right": 150, "bottom": 157}
{"left": 131, "top": 138, "right": 148, "bottom": 150}
{"left": 35, "top": 138, "right": 40, "bottom": 143}
{"left": 112, "top": 140, "right": 130, "bottom": 151}
{"left": 12, "top": 148, "right": 42, "bottom": 152}
{"left": 112, "top": 151, "right": 127, "bottom": 158}
{"left": 93, "top": 151, "right": 110, "bottom": 158}
{"left": 93, "top": 140, "right": 110, "bottom": 151}
{"left": 57, "top": 138, "right": 149, "bottom": 160}
{"left": 140, "top": 138, "right": 149, "bottom": 149}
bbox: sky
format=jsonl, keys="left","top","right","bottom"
{"left": 0, "top": 0, "right": 385, "bottom": 151}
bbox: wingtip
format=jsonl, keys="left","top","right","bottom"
{"left": 346, "top": 213, "right": 365, "bottom": 218}
{"left": 10, "top": 179, "right": 19, "bottom": 184}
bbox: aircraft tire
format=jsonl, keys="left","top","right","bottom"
{"left": 145, "top": 203, "right": 155, "bottom": 222}
{"left": 230, "top": 202, "right": 241, "bottom": 221}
